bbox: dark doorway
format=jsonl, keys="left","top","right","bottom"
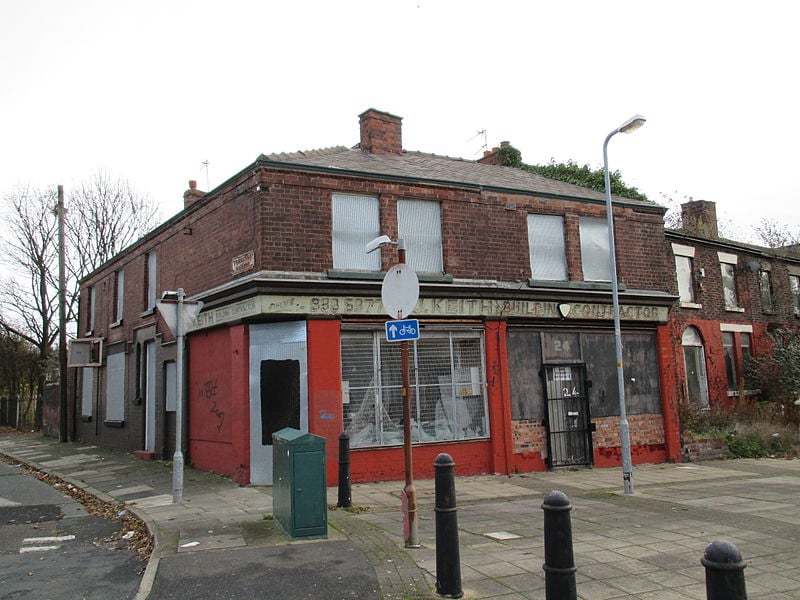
{"left": 260, "top": 359, "right": 301, "bottom": 445}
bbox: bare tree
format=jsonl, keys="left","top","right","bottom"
{"left": 753, "top": 218, "right": 800, "bottom": 249}
{"left": 0, "top": 185, "right": 60, "bottom": 427}
{"left": 65, "top": 169, "right": 160, "bottom": 320}
{"left": 0, "top": 171, "right": 159, "bottom": 429}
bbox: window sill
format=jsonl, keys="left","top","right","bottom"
{"left": 528, "top": 279, "right": 626, "bottom": 291}
{"left": 327, "top": 269, "right": 385, "bottom": 281}
{"left": 139, "top": 308, "right": 156, "bottom": 318}
{"left": 80, "top": 415, "right": 92, "bottom": 423}
{"left": 104, "top": 420, "right": 125, "bottom": 428}
{"left": 327, "top": 269, "right": 454, "bottom": 283}
{"left": 724, "top": 307, "right": 745, "bottom": 313}
{"left": 84, "top": 329, "right": 94, "bottom": 337}
{"left": 726, "top": 389, "right": 760, "bottom": 397}
{"left": 680, "top": 302, "right": 703, "bottom": 309}
{"left": 110, "top": 320, "right": 123, "bottom": 328}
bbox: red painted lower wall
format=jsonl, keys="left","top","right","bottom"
{"left": 187, "top": 325, "right": 249, "bottom": 484}
{"left": 306, "top": 319, "right": 344, "bottom": 486}
{"left": 350, "top": 440, "right": 493, "bottom": 482}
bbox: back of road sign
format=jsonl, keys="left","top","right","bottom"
{"left": 381, "top": 264, "right": 419, "bottom": 319}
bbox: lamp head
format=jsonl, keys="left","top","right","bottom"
{"left": 365, "top": 235, "right": 395, "bottom": 254}
{"left": 619, "top": 114, "right": 646, "bottom": 134}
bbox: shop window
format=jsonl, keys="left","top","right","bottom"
{"left": 527, "top": 214, "right": 567, "bottom": 281}
{"left": 759, "top": 269, "right": 774, "bottom": 313}
{"left": 341, "top": 329, "right": 488, "bottom": 448}
{"left": 105, "top": 351, "right": 126, "bottom": 423}
{"left": 682, "top": 327, "right": 709, "bottom": 408}
{"left": 790, "top": 274, "right": 800, "bottom": 315}
{"left": 579, "top": 217, "right": 611, "bottom": 281}
{"left": 332, "top": 194, "right": 381, "bottom": 271}
{"left": 398, "top": 199, "right": 443, "bottom": 273}
{"left": 718, "top": 252, "right": 741, "bottom": 311}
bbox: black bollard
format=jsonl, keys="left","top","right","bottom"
{"left": 701, "top": 540, "right": 747, "bottom": 600}
{"left": 542, "top": 490, "right": 577, "bottom": 600}
{"left": 434, "top": 453, "right": 463, "bottom": 598}
{"left": 337, "top": 432, "right": 351, "bottom": 509}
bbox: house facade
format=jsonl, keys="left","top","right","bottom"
{"left": 72, "top": 108, "right": 682, "bottom": 485}
{"left": 663, "top": 200, "right": 800, "bottom": 412}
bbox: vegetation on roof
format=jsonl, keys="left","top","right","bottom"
{"left": 497, "top": 144, "right": 649, "bottom": 202}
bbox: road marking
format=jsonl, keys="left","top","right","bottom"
{"left": 20, "top": 545, "right": 61, "bottom": 553}
{"left": 23, "top": 535, "right": 76, "bottom": 544}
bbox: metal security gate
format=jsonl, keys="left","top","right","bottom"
{"left": 543, "top": 365, "right": 593, "bottom": 468}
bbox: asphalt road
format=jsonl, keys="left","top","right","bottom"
{"left": 0, "top": 461, "right": 143, "bottom": 600}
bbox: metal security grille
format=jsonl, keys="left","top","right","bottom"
{"left": 543, "top": 365, "right": 592, "bottom": 468}
{"left": 342, "top": 330, "right": 488, "bottom": 448}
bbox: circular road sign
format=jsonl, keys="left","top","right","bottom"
{"left": 381, "top": 263, "right": 420, "bottom": 319}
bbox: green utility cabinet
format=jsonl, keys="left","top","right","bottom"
{"left": 272, "top": 428, "right": 328, "bottom": 540}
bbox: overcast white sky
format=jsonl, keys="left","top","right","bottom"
{"left": 2, "top": 1, "right": 798, "bottom": 242}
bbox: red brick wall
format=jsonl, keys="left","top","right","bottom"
{"left": 592, "top": 413, "right": 667, "bottom": 467}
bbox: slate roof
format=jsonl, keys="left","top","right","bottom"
{"left": 258, "top": 146, "right": 658, "bottom": 210}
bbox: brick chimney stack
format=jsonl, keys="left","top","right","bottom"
{"left": 477, "top": 141, "right": 511, "bottom": 166}
{"left": 359, "top": 109, "right": 403, "bottom": 155}
{"left": 681, "top": 200, "right": 718, "bottom": 238}
{"left": 184, "top": 180, "right": 204, "bottom": 208}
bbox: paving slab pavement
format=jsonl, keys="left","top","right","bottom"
{"left": 3, "top": 432, "right": 800, "bottom": 599}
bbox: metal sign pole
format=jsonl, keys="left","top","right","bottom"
{"left": 398, "top": 241, "right": 419, "bottom": 548}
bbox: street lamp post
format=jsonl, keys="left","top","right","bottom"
{"left": 602, "top": 114, "right": 646, "bottom": 495}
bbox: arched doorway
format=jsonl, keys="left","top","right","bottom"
{"left": 682, "top": 326, "right": 709, "bottom": 408}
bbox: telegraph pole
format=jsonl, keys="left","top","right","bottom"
{"left": 57, "top": 185, "right": 68, "bottom": 443}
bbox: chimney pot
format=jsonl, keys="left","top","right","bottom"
{"left": 500, "top": 141, "right": 510, "bottom": 147}
{"left": 184, "top": 180, "right": 205, "bottom": 208}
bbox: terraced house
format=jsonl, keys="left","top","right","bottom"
{"left": 71, "top": 108, "right": 683, "bottom": 485}
{"left": 663, "top": 200, "right": 800, "bottom": 414}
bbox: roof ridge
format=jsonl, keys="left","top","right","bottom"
{"left": 259, "top": 145, "right": 350, "bottom": 161}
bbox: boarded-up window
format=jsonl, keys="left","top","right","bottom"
{"left": 105, "top": 352, "right": 125, "bottom": 422}
{"left": 579, "top": 217, "right": 611, "bottom": 282}
{"left": 507, "top": 331, "right": 543, "bottom": 420}
{"left": 527, "top": 214, "right": 567, "bottom": 281}
{"left": 332, "top": 194, "right": 381, "bottom": 270}
{"left": 398, "top": 200, "right": 443, "bottom": 273}
{"left": 81, "top": 367, "right": 94, "bottom": 418}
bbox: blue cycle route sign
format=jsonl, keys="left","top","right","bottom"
{"left": 385, "top": 319, "right": 420, "bottom": 342}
